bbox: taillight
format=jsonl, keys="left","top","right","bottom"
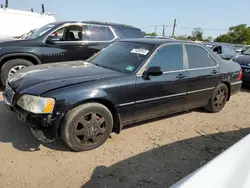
{"left": 237, "top": 69, "right": 242, "bottom": 80}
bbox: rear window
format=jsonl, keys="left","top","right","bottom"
{"left": 113, "top": 26, "right": 143, "bottom": 39}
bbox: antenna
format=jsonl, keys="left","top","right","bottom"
{"left": 41, "top": 4, "right": 45, "bottom": 13}
{"left": 31, "top": 8, "right": 34, "bottom": 12}
{"left": 5, "top": 0, "right": 8, "bottom": 8}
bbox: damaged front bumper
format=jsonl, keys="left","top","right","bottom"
{"left": 5, "top": 104, "right": 63, "bottom": 142}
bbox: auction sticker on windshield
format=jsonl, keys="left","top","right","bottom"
{"left": 130, "top": 48, "right": 149, "bottom": 55}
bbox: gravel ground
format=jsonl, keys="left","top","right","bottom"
{"left": 0, "top": 87, "right": 250, "bottom": 188}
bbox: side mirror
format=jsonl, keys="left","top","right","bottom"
{"left": 142, "top": 66, "right": 163, "bottom": 79}
{"left": 46, "top": 36, "right": 60, "bottom": 44}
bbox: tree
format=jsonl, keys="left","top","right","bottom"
{"left": 192, "top": 27, "right": 204, "bottom": 41}
{"left": 214, "top": 34, "right": 235, "bottom": 43}
{"left": 142, "top": 31, "right": 157, "bottom": 36}
{"left": 215, "top": 24, "right": 250, "bottom": 44}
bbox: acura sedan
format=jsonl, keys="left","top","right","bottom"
{"left": 3, "top": 39, "right": 242, "bottom": 151}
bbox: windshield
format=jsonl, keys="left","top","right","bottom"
{"left": 28, "top": 24, "right": 56, "bottom": 39}
{"left": 243, "top": 48, "right": 250, "bottom": 55}
{"left": 89, "top": 42, "right": 154, "bottom": 74}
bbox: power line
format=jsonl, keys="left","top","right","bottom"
{"left": 140, "top": 24, "right": 228, "bottom": 31}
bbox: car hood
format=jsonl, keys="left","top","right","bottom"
{"left": 8, "top": 61, "right": 122, "bottom": 95}
{"left": 233, "top": 55, "right": 250, "bottom": 66}
{"left": 0, "top": 38, "right": 17, "bottom": 42}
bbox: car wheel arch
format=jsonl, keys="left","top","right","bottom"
{"left": 0, "top": 53, "right": 41, "bottom": 70}
{"left": 220, "top": 81, "right": 231, "bottom": 101}
{"left": 57, "top": 98, "right": 121, "bottom": 138}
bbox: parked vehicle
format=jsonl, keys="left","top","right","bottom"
{"left": 0, "top": 21, "right": 144, "bottom": 86}
{"left": 234, "top": 44, "right": 246, "bottom": 53}
{"left": 3, "top": 39, "right": 242, "bottom": 151}
{"left": 236, "top": 45, "right": 250, "bottom": 55}
{"left": 203, "top": 42, "right": 236, "bottom": 60}
{"left": 144, "top": 35, "right": 175, "bottom": 40}
{"left": 232, "top": 48, "right": 250, "bottom": 83}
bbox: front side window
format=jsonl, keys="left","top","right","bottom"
{"left": 146, "top": 44, "right": 183, "bottom": 72}
{"left": 48, "top": 25, "right": 82, "bottom": 41}
{"left": 213, "top": 46, "right": 222, "bottom": 54}
{"left": 89, "top": 42, "right": 154, "bottom": 74}
{"left": 186, "top": 45, "right": 217, "bottom": 69}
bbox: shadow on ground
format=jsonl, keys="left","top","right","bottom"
{"left": 0, "top": 101, "right": 70, "bottom": 152}
{"left": 83, "top": 128, "right": 250, "bottom": 188}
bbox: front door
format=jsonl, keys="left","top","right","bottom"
{"left": 42, "top": 24, "right": 84, "bottom": 63}
{"left": 43, "top": 42, "right": 84, "bottom": 63}
{"left": 185, "top": 44, "right": 221, "bottom": 109}
{"left": 42, "top": 24, "right": 117, "bottom": 63}
{"left": 134, "top": 44, "right": 188, "bottom": 122}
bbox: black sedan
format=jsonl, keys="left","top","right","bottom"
{"left": 3, "top": 39, "right": 242, "bottom": 151}
{"left": 232, "top": 48, "right": 250, "bottom": 84}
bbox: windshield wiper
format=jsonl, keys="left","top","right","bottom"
{"left": 93, "top": 63, "right": 108, "bottom": 69}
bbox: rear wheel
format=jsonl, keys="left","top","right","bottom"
{"left": 204, "top": 83, "right": 229, "bottom": 113}
{"left": 1, "top": 59, "right": 33, "bottom": 86}
{"left": 61, "top": 103, "right": 113, "bottom": 152}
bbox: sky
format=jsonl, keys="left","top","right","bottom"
{"left": 3, "top": 0, "right": 250, "bottom": 38}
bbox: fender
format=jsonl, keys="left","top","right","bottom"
{"left": 44, "top": 87, "right": 122, "bottom": 138}
{"left": 0, "top": 53, "right": 42, "bottom": 64}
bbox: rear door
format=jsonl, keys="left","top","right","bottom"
{"left": 134, "top": 44, "right": 188, "bottom": 122}
{"left": 185, "top": 44, "right": 221, "bottom": 109}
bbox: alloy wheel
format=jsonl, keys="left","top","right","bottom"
{"left": 8, "top": 65, "right": 26, "bottom": 78}
{"left": 74, "top": 112, "right": 106, "bottom": 146}
{"left": 213, "top": 88, "right": 226, "bottom": 108}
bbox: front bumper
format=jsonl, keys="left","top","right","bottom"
{"left": 5, "top": 104, "right": 63, "bottom": 142}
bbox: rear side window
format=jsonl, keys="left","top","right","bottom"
{"left": 82, "top": 25, "right": 115, "bottom": 41}
{"left": 222, "top": 46, "right": 234, "bottom": 53}
{"left": 186, "top": 45, "right": 217, "bottom": 69}
{"left": 113, "top": 26, "right": 143, "bottom": 39}
{"left": 146, "top": 44, "right": 183, "bottom": 72}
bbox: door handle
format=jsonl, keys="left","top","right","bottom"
{"left": 211, "top": 70, "right": 218, "bottom": 74}
{"left": 176, "top": 74, "right": 186, "bottom": 79}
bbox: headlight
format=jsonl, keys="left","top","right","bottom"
{"left": 17, "top": 94, "right": 55, "bottom": 114}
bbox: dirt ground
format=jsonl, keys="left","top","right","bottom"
{"left": 0, "top": 87, "right": 250, "bottom": 188}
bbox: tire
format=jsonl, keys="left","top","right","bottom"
{"left": 1, "top": 59, "right": 33, "bottom": 86}
{"left": 204, "top": 83, "right": 229, "bottom": 113}
{"left": 61, "top": 103, "right": 113, "bottom": 152}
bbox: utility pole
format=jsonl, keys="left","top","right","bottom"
{"left": 5, "top": 0, "right": 8, "bottom": 8}
{"left": 154, "top": 25, "right": 157, "bottom": 34}
{"left": 41, "top": 4, "right": 45, "bottom": 13}
{"left": 162, "top": 25, "right": 165, "bottom": 36}
{"left": 172, "top": 19, "right": 177, "bottom": 37}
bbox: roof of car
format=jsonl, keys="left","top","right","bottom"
{"left": 53, "top": 21, "right": 137, "bottom": 28}
{"left": 120, "top": 38, "right": 198, "bottom": 45}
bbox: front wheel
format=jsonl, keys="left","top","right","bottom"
{"left": 61, "top": 103, "right": 113, "bottom": 152}
{"left": 204, "top": 83, "right": 229, "bottom": 113}
{"left": 1, "top": 59, "right": 33, "bottom": 86}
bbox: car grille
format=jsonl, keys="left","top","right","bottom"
{"left": 3, "top": 83, "right": 15, "bottom": 106}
